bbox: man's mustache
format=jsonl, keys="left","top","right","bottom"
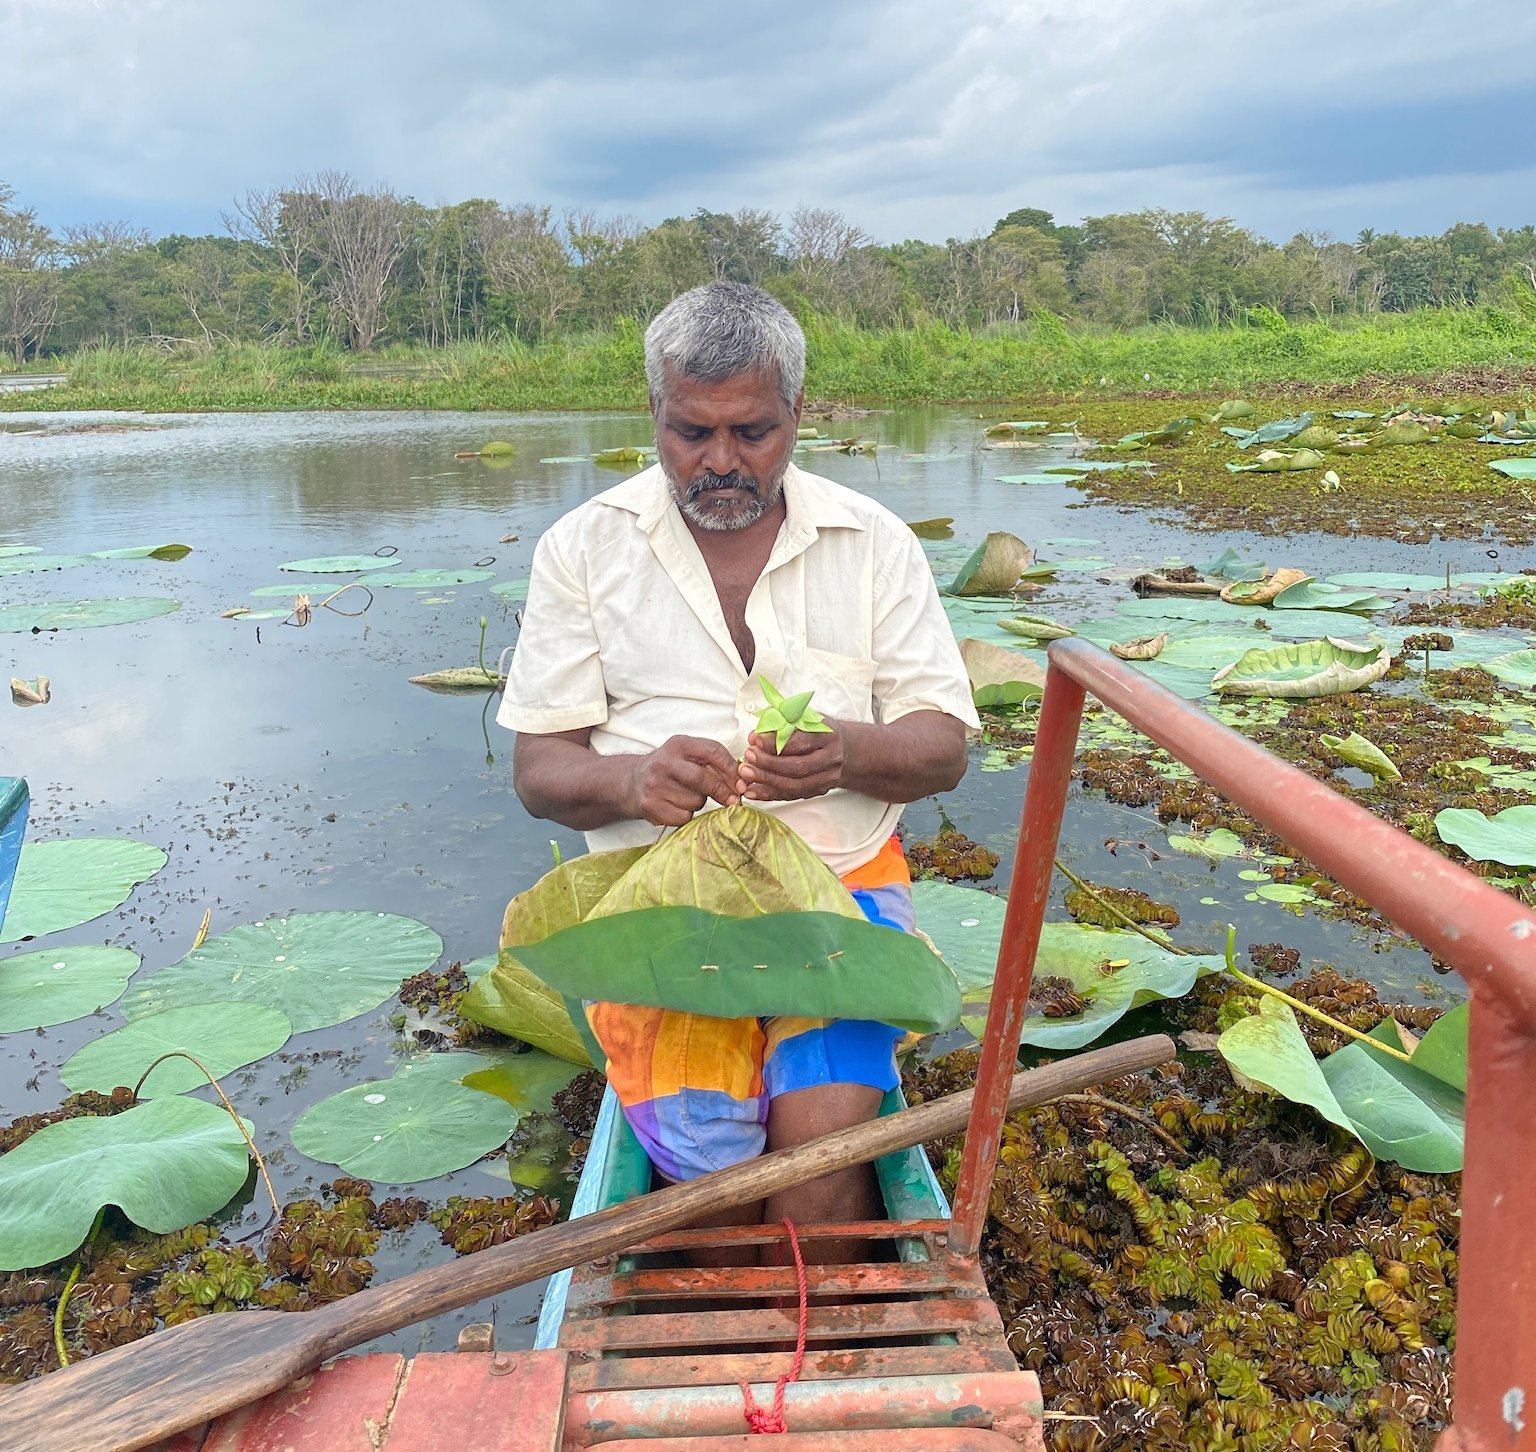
{"left": 687, "top": 472, "right": 759, "bottom": 500}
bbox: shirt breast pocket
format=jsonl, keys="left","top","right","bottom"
{"left": 795, "top": 646, "right": 878, "bottom": 726}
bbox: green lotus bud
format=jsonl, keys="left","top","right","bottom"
{"left": 755, "top": 676, "right": 833, "bottom": 753}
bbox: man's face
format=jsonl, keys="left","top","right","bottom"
{"left": 652, "top": 365, "right": 803, "bottom": 533}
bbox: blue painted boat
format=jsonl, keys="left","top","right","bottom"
{"left": 0, "top": 776, "right": 28, "bottom": 935}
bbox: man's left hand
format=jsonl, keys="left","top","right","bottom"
{"left": 737, "top": 725, "right": 845, "bottom": 801}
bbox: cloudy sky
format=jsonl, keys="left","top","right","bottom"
{"left": 4, "top": 0, "right": 1534, "bottom": 245}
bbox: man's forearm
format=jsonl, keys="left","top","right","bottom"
{"left": 836, "top": 711, "right": 968, "bottom": 802}
{"left": 513, "top": 735, "right": 638, "bottom": 831}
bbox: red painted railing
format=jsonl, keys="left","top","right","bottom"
{"left": 949, "top": 636, "right": 1536, "bottom": 1452}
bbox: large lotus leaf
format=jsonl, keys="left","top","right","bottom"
{"left": 1166, "top": 828, "right": 1246, "bottom": 862}
{"left": 592, "top": 809, "right": 862, "bottom": 922}
{"left": 1, "top": 838, "right": 168, "bottom": 943}
{"left": 1482, "top": 649, "right": 1536, "bottom": 687}
{"left": 1226, "top": 448, "right": 1328, "bottom": 473}
{"left": 1291, "top": 425, "right": 1341, "bottom": 450}
{"left": 984, "top": 420, "right": 1049, "bottom": 437}
{"left": 122, "top": 911, "right": 444, "bottom": 1032}
{"left": 291, "top": 1054, "right": 518, "bottom": 1182}
{"left": 1318, "top": 731, "right": 1400, "bottom": 781}
{"left": 279, "top": 555, "right": 402, "bottom": 573}
{"left": 1320, "top": 1020, "right": 1464, "bottom": 1172}
{"left": 459, "top": 1048, "right": 585, "bottom": 1114}
{"left": 1206, "top": 400, "right": 1256, "bottom": 423}
{"left": 1433, "top": 806, "right": 1536, "bottom": 867}
{"left": 1218, "top": 998, "right": 1357, "bottom": 1138}
{"left": 88, "top": 544, "right": 193, "bottom": 561}
{"left": 1326, "top": 571, "right": 1489, "bottom": 591}
{"left": 946, "top": 532, "right": 1035, "bottom": 597}
{"left": 958, "top": 920, "right": 1219, "bottom": 1049}
{"left": 1220, "top": 569, "right": 1311, "bottom": 606}
{"left": 0, "top": 545, "right": 39, "bottom": 558}
{"left": 356, "top": 568, "right": 495, "bottom": 589}
{"left": 909, "top": 879, "right": 1007, "bottom": 996}
{"left": 1270, "top": 580, "right": 1392, "bottom": 612}
{"left": 1229, "top": 413, "right": 1313, "bottom": 448}
{"left": 61, "top": 1003, "right": 293, "bottom": 1098}
{"left": 0, "top": 553, "right": 95, "bottom": 575}
{"left": 1199, "top": 547, "right": 1266, "bottom": 582}
{"left": 959, "top": 637, "right": 1047, "bottom": 706}
{"left": 489, "top": 578, "right": 529, "bottom": 600}
{"left": 1377, "top": 421, "right": 1434, "bottom": 446}
{"left": 460, "top": 846, "right": 648, "bottom": 1062}
{"left": 1490, "top": 458, "right": 1536, "bottom": 480}
{"left": 0, "top": 946, "right": 139, "bottom": 1031}
{"left": 1213, "top": 638, "right": 1389, "bottom": 699}
{"left": 0, "top": 1096, "right": 253, "bottom": 1271}
{"left": 1124, "top": 659, "right": 1214, "bottom": 700}
{"left": 1156, "top": 633, "right": 1277, "bottom": 671}
{"left": 998, "top": 614, "right": 1073, "bottom": 641}
{"left": 515, "top": 907, "right": 961, "bottom": 1033}
{"left": 906, "top": 517, "right": 955, "bottom": 538}
{"left": 1408, "top": 1001, "right": 1467, "bottom": 1093}
{"left": 0, "top": 597, "right": 180, "bottom": 634}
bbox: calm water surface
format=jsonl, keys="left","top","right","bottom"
{"left": 0, "top": 406, "right": 1481, "bottom": 1353}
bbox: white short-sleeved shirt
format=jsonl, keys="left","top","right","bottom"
{"left": 498, "top": 462, "right": 980, "bottom": 876}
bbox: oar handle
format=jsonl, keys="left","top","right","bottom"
{"left": 303, "top": 1034, "right": 1175, "bottom": 1353}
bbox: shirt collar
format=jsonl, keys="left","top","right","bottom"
{"left": 595, "top": 462, "right": 866, "bottom": 537}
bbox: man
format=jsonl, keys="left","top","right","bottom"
{"left": 499, "top": 282, "right": 978, "bottom": 1244}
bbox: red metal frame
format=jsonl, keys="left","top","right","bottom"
{"left": 949, "top": 636, "right": 1536, "bottom": 1452}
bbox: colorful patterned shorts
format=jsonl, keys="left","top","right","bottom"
{"left": 585, "top": 836, "right": 914, "bottom": 1182}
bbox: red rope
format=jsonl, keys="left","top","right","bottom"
{"left": 740, "top": 1217, "right": 808, "bottom": 1434}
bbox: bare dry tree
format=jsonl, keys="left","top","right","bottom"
{"left": 480, "top": 204, "right": 577, "bottom": 337}
{"left": 0, "top": 183, "right": 61, "bottom": 365}
{"left": 303, "top": 171, "right": 410, "bottom": 352}
{"left": 225, "top": 183, "right": 324, "bottom": 344}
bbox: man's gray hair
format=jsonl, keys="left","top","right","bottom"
{"left": 644, "top": 282, "right": 805, "bottom": 411}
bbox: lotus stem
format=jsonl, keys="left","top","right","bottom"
{"left": 52, "top": 1208, "right": 103, "bottom": 1368}
{"left": 1049, "top": 860, "right": 1415, "bottom": 1064}
{"left": 318, "top": 581, "right": 373, "bottom": 618}
{"left": 131, "top": 1051, "right": 282, "bottom": 1227}
{"left": 477, "top": 616, "right": 489, "bottom": 677}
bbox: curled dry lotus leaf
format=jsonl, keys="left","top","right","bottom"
{"left": 1204, "top": 399, "right": 1255, "bottom": 423}
{"left": 1220, "top": 568, "right": 1311, "bottom": 605}
{"left": 1319, "top": 731, "right": 1401, "bottom": 781}
{"left": 408, "top": 666, "right": 507, "bottom": 694}
{"left": 946, "top": 532, "right": 1036, "bottom": 597}
{"left": 1109, "top": 632, "right": 1168, "bottom": 661}
{"left": 997, "top": 614, "right": 1074, "bottom": 641}
{"left": 10, "top": 676, "right": 49, "bottom": 706}
{"left": 1290, "top": 425, "right": 1340, "bottom": 450}
{"left": 1378, "top": 420, "right": 1434, "bottom": 445}
{"left": 958, "top": 637, "right": 1047, "bottom": 707}
{"left": 1213, "top": 637, "right": 1390, "bottom": 699}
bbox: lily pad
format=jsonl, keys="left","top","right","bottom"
{"left": 947, "top": 533, "right": 1035, "bottom": 597}
{"left": 1489, "top": 458, "right": 1536, "bottom": 480}
{"left": 356, "top": 568, "right": 495, "bottom": 589}
{"left": 1166, "top": 828, "right": 1246, "bottom": 862}
{"left": 0, "top": 946, "right": 140, "bottom": 1032}
{"left": 459, "top": 1047, "right": 584, "bottom": 1114}
{"left": 1199, "top": 547, "right": 1266, "bottom": 582}
{"left": 1, "top": 838, "right": 168, "bottom": 943}
{"left": 0, "top": 597, "right": 180, "bottom": 634}
{"left": 905, "top": 518, "right": 954, "bottom": 539}
{"left": 1270, "top": 580, "right": 1392, "bottom": 613}
{"left": 489, "top": 578, "right": 529, "bottom": 601}
{"left": 1229, "top": 413, "right": 1313, "bottom": 449}
{"left": 62, "top": 1003, "right": 293, "bottom": 1098}
{"left": 292, "top": 1053, "right": 520, "bottom": 1182}
{"left": 0, "top": 546, "right": 39, "bottom": 558}
{"left": 1481, "top": 649, "right": 1536, "bottom": 687}
{"left": 1433, "top": 806, "right": 1536, "bottom": 867}
{"left": 0, "top": 554, "right": 95, "bottom": 576}
{"left": 88, "top": 544, "right": 193, "bottom": 561}
{"left": 0, "top": 1096, "right": 253, "bottom": 1270}
{"left": 1213, "top": 638, "right": 1390, "bottom": 699}
{"left": 279, "top": 556, "right": 403, "bottom": 574}
{"left": 1326, "top": 572, "right": 1465, "bottom": 591}
{"left": 1157, "top": 634, "right": 1279, "bottom": 671}
{"left": 909, "top": 880, "right": 1007, "bottom": 996}
{"left": 122, "top": 911, "right": 444, "bottom": 1032}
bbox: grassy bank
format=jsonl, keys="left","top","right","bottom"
{"left": 5, "top": 308, "right": 1536, "bottom": 414}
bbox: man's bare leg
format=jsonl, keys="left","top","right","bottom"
{"left": 762, "top": 1082, "right": 884, "bottom": 1265}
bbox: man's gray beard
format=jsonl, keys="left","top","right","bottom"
{"left": 671, "top": 468, "right": 785, "bottom": 532}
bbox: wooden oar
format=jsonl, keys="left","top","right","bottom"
{"left": 1, "top": 1034, "right": 1173, "bottom": 1452}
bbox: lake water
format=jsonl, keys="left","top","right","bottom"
{"left": 0, "top": 405, "right": 1479, "bottom": 1353}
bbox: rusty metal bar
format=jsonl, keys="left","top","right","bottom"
{"left": 1027, "top": 638, "right": 1536, "bottom": 1452}
{"left": 949, "top": 661, "right": 1087, "bottom": 1256}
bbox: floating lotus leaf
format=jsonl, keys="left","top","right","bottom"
{"left": 0, "top": 1096, "right": 253, "bottom": 1271}
{"left": 1270, "top": 580, "right": 1392, "bottom": 613}
{"left": 460, "top": 1048, "right": 585, "bottom": 1114}
{"left": 1377, "top": 421, "right": 1434, "bottom": 445}
{"left": 1198, "top": 547, "right": 1266, "bottom": 582}
{"left": 1408, "top": 1001, "right": 1468, "bottom": 1093}
{"left": 905, "top": 517, "right": 954, "bottom": 539}
{"left": 62, "top": 1002, "right": 292, "bottom": 1097}
{"left": 995, "top": 474, "right": 1070, "bottom": 486}
{"left": 1489, "top": 458, "right": 1536, "bottom": 480}
{"left": 1108, "top": 416, "right": 1197, "bottom": 450}
{"left": 1166, "top": 827, "right": 1246, "bottom": 862}
{"left": 1205, "top": 400, "right": 1255, "bottom": 423}
{"left": 1433, "top": 805, "right": 1536, "bottom": 867}
{"left": 478, "top": 441, "right": 516, "bottom": 456}
{"left": 0, "top": 945, "right": 139, "bottom": 1031}
{"left": 908, "top": 880, "right": 1007, "bottom": 996}
{"left": 593, "top": 445, "right": 652, "bottom": 465}
{"left": 279, "top": 556, "right": 403, "bottom": 574}
{"left": 1157, "top": 633, "right": 1278, "bottom": 671}
{"left": 88, "top": 544, "right": 193, "bottom": 561}
{"left": 1126, "top": 660, "right": 1214, "bottom": 699}
{"left": 0, "top": 545, "right": 38, "bottom": 558}
{"left": 1114, "top": 598, "right": 1372, "bottom": 643}
{"left": 357, "top": 568, "right": 495, "bottom": 589}
{"left": 1325, "top": 572, "right": 1458, "bottom": 591}
{"left": 1109, "top": 633, "right": 1167, "bottom": 661}
{"left": 1228, "top": 413, "right": 1313, "bottom": 449}
{"left": 946, "top": 532, "right": 1036, "bottom": 596}
{"left": 221, "top": 607, "right": 292, "bottom": 621}
{"left": 1320, "top": 731, "right": 1400, "bottom": 781}
{"left": 515, "top": 907, "right": 961, "bottom": 1033}
{"left": 984, "top": 421, "right": 1049, "bottom": 437}
{"left": 1, "top": 838, "right": 168, "bottom": 943}
{"left": 962, "top": 923, "right": 1220, "bottom": 1050}
{"left": 1290, "top": 425, "right": 1341, "bottom": 450}
{"left": 1213, "top": 637, "right": 1389, "bottom": 699}
{"left": 1220, "top": 569, "right": 1311, "bottom": 605}
{"left": 959, "top": 637, "right": 1047, "bottom": 708}
{"left": 122, "top": 911, "right": 444, "bottom": 1032}
{"left": 489, "top": 578, "right": 529, "bottom": 600}
{"left": 0, "top": 597, "right": 180, "bottom": 633}
{"left": 1227, "top": 448, "right": 1328, "bottom": 474}
{"left": 998, "top": 614, "right": 1074, "bottom": 641}
{"left": 407, "top": 666, "right": 507, "bottom": 693}
{"left": 292, "top": 1053, "right": 519, "bottom": 1182}
{"left": 249, "top": 584, "right": 307, "bottom": 597}
{"left": 1481, "top": 649, "right": 1536, "bottom": 687}
{"left": 1039, "top": 461, "right": 1152, "bottom": 473}
{"left": 0, "top": 553, "right": 95, "bottom": 576}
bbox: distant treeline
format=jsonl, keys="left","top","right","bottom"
{"left": 2, "top": 173, "right": 1535, "bottom": 365}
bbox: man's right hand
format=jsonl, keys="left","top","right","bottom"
{"left": 627, "top": 736, "right": 741, "bottom": 826}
